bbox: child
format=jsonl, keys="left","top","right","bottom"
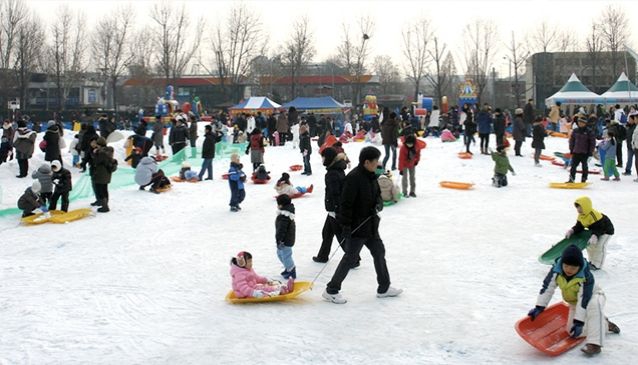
{"left": 49, "top": 160, "right": 72, "bottom": 212}
{"left": 531, "top": 116, "right": 546, "bottom": 167}
{"left": 179, "top": 161, "right": 199, "bottom": 181}
{"left": 275, "top": 194, "right": 297, "bottom": 279}
{"left": 0, "top": 136, "right": 11, "bottom": 166}
{"left": 440, "top": 128, "right": 456, "bottom": 142}
{"left": 31, "top": 163, "right": 53, "bottom": 206}
{"left": 299, "top": 124, "right": 311, "bottom": 175}
{"left": 228, "top": 153, "right": 246, "bottom": 212}
{"left": 600, "top": 131, "right": 620, "bottom": 181}
{"left": 491, "top": 145, "right": 515, "bottom": 187}
{"left": 17, "top": 181, "right": 45, "bottom": 218}
{"left": 398, "top": 134, "right": 421, "bottom": 197}
{"left": 246, "top": 128, "right": 265, "bottom": 170}
{"left": 275, "top": 173, "right": 313, "bottom": 197}
{"left": 527, "top": 245, "right": 620, "bottom": 355}
{"left": 69, "top": 134, "right": 80, "bottom": 167}
{"left": 253, "top": 164, "right": 271, "bottom": 181}
{"left": 565, "top": 196, "right": 614, "bottom": 270}
{"left": 230, "top": 251, "right": 294, "bottom": 299}
{"left": 124, "top": 147, "right": 143, "bottom": 168}
{"left": 236, "top": 130, "right": 246, "bottom": 144}
{"left": 378, "top": 170, "right": 400, "bottom": 203}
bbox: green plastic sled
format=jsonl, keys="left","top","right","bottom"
{"left": 538, "top": 230, "right": 592, "bottom": 265}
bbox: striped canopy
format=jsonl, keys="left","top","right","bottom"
{"left": 229, "top": 97, "right": 281, "bottom": 114}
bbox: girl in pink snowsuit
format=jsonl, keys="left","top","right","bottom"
{"left": 230, "top": 251, "right": 293, "bottom": 298}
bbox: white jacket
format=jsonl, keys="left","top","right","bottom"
{"left": 633, "top": 126, "right": 638, "bottom": 150}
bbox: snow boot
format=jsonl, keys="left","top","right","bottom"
{"left": 282, "top": 267, "right": 296, "bottom": 279}
{"left": 97, "top": 200, "right": 110, "bottom": 213}
{"left": 230, "top": 206, "right": 239, "bottom": 212}
{"left": 312, "top": 256, "right": 328, "bottom": 263}
{"left": 581, "top": 343, "right": 601, "bottom": 355}
{"left": 607, "top": 320, "right": 620, "bottom": 334}
{"left": 90, "top": 200, "right": 101, "bottom": 206}
{"left": 307, "top": 184, "right": 314, "bottom": 193}
{"left": 409, "top": 192, "right": 416, "bottom": 197}
{"left": 377, "top": 286, "right": 403, "bottom": 298}
{"left": 322, "top": 289, "right": 347, "bottom": 304}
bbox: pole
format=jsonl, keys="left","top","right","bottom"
{"left": 624, "top": 45, "right": 632, "bottom": 105}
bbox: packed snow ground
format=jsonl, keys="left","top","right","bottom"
{"left": 1, "top": 131, "right": 637, "bottom": 365}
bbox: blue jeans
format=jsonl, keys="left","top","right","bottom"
{"left": 383, "top": 144, "right": 397, "bottom": 170}
{"left": 277, "top": 245, "right": 295, "bottom": 270}
{"left": 625, "top": 147, "right": 634, "bottom": 173}
{"left": 303, "top": 154, "right": 311, "bottom": 173}
{"left": 199, "top": 158, "right": 213, "bottom": 179}
{"left": 229, "top": 184, "right": 245, "bottom": 207}
{"left": 72, "top": 155, "right": 79, "bottom": 166}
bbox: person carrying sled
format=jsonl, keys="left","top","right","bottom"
{"left": 230, "top": 251, "right": 294, "bottom": 299}
{"left": 564, "top": 196, "right": 614, "bottom": 270}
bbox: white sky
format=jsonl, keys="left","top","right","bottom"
{"left": 25, "top": 0, "right": 638, "bottom": 77}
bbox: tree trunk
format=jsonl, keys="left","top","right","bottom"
{"left": 111, "top": 77, "right": 118, "bottom": 113}
{"left": 413, "top": 79, "right": 420, "bottom": 104}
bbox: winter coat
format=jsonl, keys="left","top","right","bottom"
{"left": 524, "top": 102, "right": 534, "bottom": 124}
{"left": 429, "top": 110, "right": 440, "bottom": 128}
{"left": 491, "top": 151, "right": 514, "bottom": 175}
{"left": 324, "top": 157, "right": 347, "bottom": 213}
{"left": 606, "top": 121, "right": 626, "bottom": 141}
{"left": 626, "top": 123, "right": 636, "bottom": 148}
{"left": 228, "top": 162, "right": 246, "bottom": 190}
{"left": 32, "top": 164, "right": 53, "bottom": 193}
{"left": 549, "top": 105, "right": 560, "bottom": 123}
{"left": 52, "top": 167, "right": 73, "bottom": 193}
{"left": 169, "top": 123, "right": 189, "bottom": 146}
{"left": 569, "top": 126, "right": 595, "bottom": 155}
{"left": 531, "top": 123, "right": 546, "bottom": 149}
{"left": 398, "top": 144, "right": 421, "bottom": 171}
{"left": 69, "top": 138, "right": 79, "bottom": 156}
{"left": 80, "top": 127, "right": 98, "bottom": 156}
{"left": 189, "top": 121, "right": 198, "bottom": 142}
{"left": 13, "top": 127, "right": 36, "bottom": 159}
{"left": 17, "top": 188, "right": 43, "bottom": 212}
{"left": 378, "top": 174, "right": 399, "bottom": 202}
{"left": 98, "top": 117, "right": 115, "bottom": 138}
{"left": 512, "top": 116, "right": 526, "bottom": 142}
{"left": 152, "top": 122, "right": 164, "bottom": 145}
{"left": 92, "top": 146, "right": 116, "bottom": 184}
{"left": 599, "top": 139, "right": 617, "bottom": 161}
{"left": 201, "top": 131, "right": 220, "bottom": 159}
{"left": 381, "top": 117, "right": 400, "bottom": 146}
{"left": 571, "top": 196, "right": 614, "bottom": 238}
{"left": 2, "top": 125, "right": 14, "bottom": 146}
{"left": 135, "top": 157, "right": 158, "bottom": 186}
{"left": 338, "top": 165, "right": 383, "bottom": 239}
{"left": 276, "top": 114, "right": 289, "bottom": 134}
{"left": 229, "top": 263, "right": 268, "bottom": 298}
{"left": 536, "top": 256, "right": 597, "bottom": 323}
{"left": 299, "top": 131, "right": 311, "bottom": 155}
{"left": 275, "top": 181, "right": 299, "bottom": 197}
{"left": 633, "top": 126, "right": 638, "bottom": 150}
{"left": 493, "top": 113, "right": 506, "bottom": 136}
{"left": 43, "top": 126, "right": 62, "bottom": 162}
{"left": 476, "top": 111, "right": 493, "bottom": 134}
{"left": 275, "top": 203, "right": 296, "bottom": 247}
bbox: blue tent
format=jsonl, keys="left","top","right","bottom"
{"left": 282, "top": 96, "right": 345, "bottom": 113}
{"left": 229, "top": 97, "right": 281, "bottom": 115}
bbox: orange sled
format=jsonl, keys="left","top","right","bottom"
{"left": 289, "top": 164, "right": 303, "bottom": 171}
{"left": 171, "top": 176, "right": 199, "bottom": 183}
{"left": 550, "top": 132, "right": 568, "bottom": 138}
{"left": 539, "top": 155, "right": 555, "bottom": 161}
{"left": 457, "top": 152, "right": 472, "bottom": 159}
{"left": 515, "top": 302, "right": 585, "bottom": 356}
{"left": 439, "top": 181, "right": 474, "bottom": 190}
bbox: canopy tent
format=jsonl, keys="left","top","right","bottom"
{"left": 229, "top": 97, "right": 281, "bottom": 115}
{"left": 600, "top": 72, "right": 638, "bottom": 104}
{"left": 545, "top": 73, "right": 604, "bottom": 106}
{"left": 281, "top": 96, "right": 345, "bottom": 114}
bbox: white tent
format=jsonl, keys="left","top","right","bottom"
{"left": 545, "top": 73, "right": 604, "bottom": 106}
{"left": 600, "top": 72, "right": 638, "bottom": 104}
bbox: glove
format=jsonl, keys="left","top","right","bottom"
{"left": 565, "top": 229, "right": 574, "bottom": 239}
{"left": 252, "top": 290, "right": 265, "bottom": 298}
{"left": 511, "top": 171, "right": 516, "bottom": 176}
{"left": 570, "top": 320, "right": 584, "bottom": 338}
{"left": 40, "top": 205, "right": 49, "bottom": 213}
{"left": 588, "top": 235, "right": 598, "bottom": 245}
{"left": 527, "top": 306, "right": 545, "bottom": 321}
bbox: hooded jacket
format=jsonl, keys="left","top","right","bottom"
{"left": 324, "top": 154, "right": 348, "bottom": 213}
{"left": 43, "top": 125, "right": 61, "bottom": 161}
{"left": 569, "top": 126, "right": 595, "bottom": 155}
{"left": 398, "top": 139, "right": 421, "bottom": 171}
{"left": 17, "top": 187, "right": 43, "bottom": 212}
{"left": 229, "top": 263, "right": 268, "bottom": 298}
{"left": 13, "top": 127, "right": 36, "bottom": 159}
{"left": 275, "top": 203, "right": 296, "bottom": 247}
{"left": 135, "top": 157, "right": 158, "bottom": 186}
{"left": 52, "top": 167, "right": 73, "bottom": 193}
{"left": 32, "top": 164, "right": 53, "bottom": 193}
{"left": 571, "top": 196, "right": 614, "bottom": 238}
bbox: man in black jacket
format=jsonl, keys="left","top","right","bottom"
{"left": 198, "top": 125, "right": 220, "bottom": 181}
{"left": 323, "top": 146, "right": 402, "bottom": 304}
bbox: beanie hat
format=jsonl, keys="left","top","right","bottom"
{"left": 561, "top": 244, "right": 584, "bottom": 267}
{"left": 182, "top": 161, "right": 191, "bottom": 168}
{"left": 51, "top": 160, "right": 62, "bottom": 172}
{"left": 322, "top": 147, "right": 338, "bottom": 166}
{"left": 47, "top": 120, "right": 56, "bottom": 127}
{"left": 96, "top": 137, "right": 107, "bottom": 146}
{"left": 276, "top": 194, "right": 292, "bottom": 206}
{"left": 31, "top": 180, "right": 41, "bottom": 193}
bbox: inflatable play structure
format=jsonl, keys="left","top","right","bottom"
{"left": 362, "top": 95, "right": 379, "bottom": 121}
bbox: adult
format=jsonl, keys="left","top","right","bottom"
{"left": 43, "top": 121, "right": 62, "bottom": 164}
{"left": 625, "top": 115, "right": 637, "bottom": 176}
{"left": 135, "top": 156, "right": 158, "bottom": 191}
{"left": 168, "top": 117, "right": 189, "bottom": 155}
{"left": 493, "top": 108, "right": 506, "bottom": 147}
{"left": 91, "top": 137, "right": 116, "bottom": 212}
{"left": 13, "top": 120, "right": 36, "bottom": 178}
{"left": 380, "top": 111, "right": 400, "bottom": 170}
{"left": 632, "top": 117, "right": 638, "bottom": 182}
{"left": 276, "top": 112, "right": 289, "bottom": 145}
{"left": 267, "top": 113, "right": 277, "bottom": 146}
{"left": 548, "top": 102, "right": 561, "bottom": 131}
{"left": 523, "top": 99, "right": 535, "bottom": 137}
{"left": 606, "top": 119, "right": 626, "bottom": 167}
{"left": 512, "top": 108, "right": 526, "bottom": 157}
{"left": 199, "top": 124, "right": 220, "bottom": 181}
{"left": 79, "top": 125, "right": 98, "bottom": 172}
{"left": 152, "top": 117, "right": 165, "bottom": 155}
{"left": 307, "top": 113, "right": 318, "bottom": 137}
{"left": 322, "top": 146, "right": 402, "bottom": 304}
{"left": 2, "top": 120, "right": 14, "bottom": 160}
{"left": 462, "top": 104, "right": 476, "bottom": 154}
{"left": 568, "top": 118, "right": 596, "bottom": 183}
{"left": 613, "top": 104, "right": 626, "bottom": 124}
{"left": 98, "top": 114, "right": 115, "bottom": 139}
{"left": 188, "top": 115, "right": 198, "bottom": 149}
{"left": 476, "top": 105, "right": 493, "bottom": 155}
{"left": 247, "top": 128, "right": 265, "bottom": 171}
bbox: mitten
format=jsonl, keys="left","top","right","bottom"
{"left": 565, "top": 229, "right": 574, "bottom": 239}
{"left": 570, "top": 320, "right": 584, "bottom": 338}
{"left": 527, "top": 306, "right": 545, "bottom": 321}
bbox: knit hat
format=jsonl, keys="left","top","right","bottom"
{"left": 276, "top": 194, "right": 292, "bottom": 206}
{"left": 561, "top": 244, "right": 584, "bottom": 267}
{"left": 322, "top": 147, "right": 338, "bottom": 166}
{"left": 235, "top": 251, "right": 252, "bottom": 268}
{"left": 96, "top": 137, "right": 107, "bottom": 146}
{"left": 31, "top": 180, "right": 41, "bottom": 193}
{"left": 51, "top": 160, "right": 62, "bottom": 172}
{"left": 47, "top": 120, "right": 56, "bottom": 127}
{"left": 515, "top": 108, "right": 524, "bottom": 115}
{"left": 182, "top": 161, "right": 191, "bottom": 168}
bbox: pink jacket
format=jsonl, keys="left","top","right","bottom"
{"left": 230, "top": 263, "right": 268, "bottom": 298}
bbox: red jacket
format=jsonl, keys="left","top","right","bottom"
{"left": 250, "top": 133, "right": 264, "bottom": 152}
{"left": 398, "top": 144, "right": 421, "bottom": 171}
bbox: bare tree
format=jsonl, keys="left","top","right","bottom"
{"left": 0, "top": 0, "right": 26, "bottom": 70}
{"left": 151, "top": 1, "right": 204, "bottom": 80}
{"left": 92, "top": 5, "right": 134, "bottom": 111}
{"left": 425, "top": 37, "right": 455, "bottom": 104}
{"left": 598, "top": 4, "right": 629, "bottom": 78}
{"left": 125, "top": 29, "right": 159, "bottom": 108}
{"left": 462, "top": 19, "right": 498, "bottom": 103}
{"left": 527, "top": 21, "right": 559, "bottom": 53}
{"left": 337, "top": 16, "right": 374, "bottom": 104}
{"left": 283, "top": 17, "right": 315, "bottom": 99}
{"left": 13, "top": 10, "right": 44, "bottom": 111}
{"left": 373, "top": 55, "right": 401, "bottom": 95}
{"left": 209, "top": 3, "right": 265, "bottom": 102}
{"left": 556, "top": 30, "right": 580, "bottom": 53}
{"left": 402, "top": 17, "right": 432, "bottom": 102}
{"left": 585, "top": 22, "right": 605, "bottom": 92}
{"left": 505, "top": 31, "right": 529, "bottom": 107}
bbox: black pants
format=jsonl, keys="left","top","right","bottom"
{"left": 464, "top": 135, "right": 472, "bottom": 153}
{"left": 17, "top": 158, "right": 28, "bottom": 177}
{"left": 279, "top": 132, "right": 287, "bottom": 145}
{"left": 326, "top": 237, "right": 390, "bottom": 294}
{"left": 95, "top": 183, "right": 109, "bottom": 203}
{"left": 514, "top": 141, "right": 523, "bottom": 156}
{"left": 479, "top": 133, "right": 490, "bottom": 152}
{"left": 570, "top": 153, "right": 589, "bottom": 182}
{"left": 495, "top": 134, "right": 504, "bottom": 148}
{"left": 40, "top": 192, "right": 52, "bottom": 207}
{"left": 616, "top": 142, "right": 623, "bottom": 166}
{"left": 49, "top": 190, "right": 69, "bottom": 212}
{"left": 171, "top": 143, "right": 185, "bottom": 156}
{"left": 493, "top": 173, "right": 508, "bottom": 187}
{"left": 317, "top": 215, "right": 345, "bottom": 260}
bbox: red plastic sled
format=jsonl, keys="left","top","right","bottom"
{"left": 289, "top": 164, "right": 303, "bottom": 171}
{"left": 515, "top": 302, "right": 585, "bottom": 356}
{"left": 251, "top": 175, "right": 271, "bottom": 184}
{"left": 457, "top": 152, "right": 472, "bottom": 159}
{"left": 222, "top": 173, "right": 230, "bottom": 180}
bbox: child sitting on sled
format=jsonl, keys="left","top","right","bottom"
{"left": 253, "top": 164, "right": 271, "bottom": 181}
{"left": 230, "top": 251, "right": 294, "bottom": 298}
{"left": 179, "top": 161, "right": 199, "bottom": 181}
{"left": 378, "top": 170, "right": 400, "bottom": 203}
{"left": 490, "top": 145, "right": 515, "bottom": 187}
{"left": 274, "top": 172, "right": 313, "bottom": 197}
{"left": 564, "top": 196, "right": 614, "bottom": 270}
{"left": 527, "top": 245, "right": 620, "bottom": 355}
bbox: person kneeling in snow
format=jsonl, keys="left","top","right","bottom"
{"left": 274, "top": 173, "right": 313, "bottom": 197}
{"left": 528, "top": 245, "right": 620, "bottom": 355}
{"left": 230, "top": 251, "right": 293, "bottom": 299}
{"left": 135, "top": 156, "right": 170, "bottom": 193}
{"left": 491, "top": 145, "right": 515, "bottom": 187}
{"left": 378, "top": 170, "right": 400, "bottom": 203}
{"left": 17, "top": 181, "right": 45, "bottom": 218}
{"left": 564, "top": 196, "right": 614, "bottom": 270}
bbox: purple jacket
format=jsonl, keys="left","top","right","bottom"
{"left": 569, "top": 127, "right": 595, "bottom": 155}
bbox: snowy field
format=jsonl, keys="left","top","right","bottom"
{"left": 1, "top": 131, "right": 637, "bottom": 365}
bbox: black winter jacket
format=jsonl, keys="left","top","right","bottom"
{"left": 169, "top": 124, "right": 189, "bottom": 146}
{"left": 275, "top": 204, "right": 296, "bottom": 247}
{"left": 299, "top": 131, "right": 312, "bottom": 155}
{"left": 338, "top": 165, "right": 383, "bottom": 239}
{"left": 531, "top": 124, "right": 545, "bottom": 149}
{"left": 324, "top": 159, "right": 347, "bottom": 212}
{"left": 43, "top": 126, "right": 61, "bottom": 161}
{"left": 201, "top": 131, "right": 220, "bottom": 159}
{"left": 572, "top": 214, "right": 615, "bottom": 238}
{"left": 53, "top": 168, "right": 73, "bottom": 193}
{"left": 18, "top": 188, "right": 43, "bottom": 211}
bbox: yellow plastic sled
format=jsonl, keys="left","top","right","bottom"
{"left": 21, "top": 208, "right": 94, "bottom": 225}
{"left": 548, "top": 182, "right": 590, "bottom": 189}
{"left": 226, "top": 281, "right": 313, "bottom": 304}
